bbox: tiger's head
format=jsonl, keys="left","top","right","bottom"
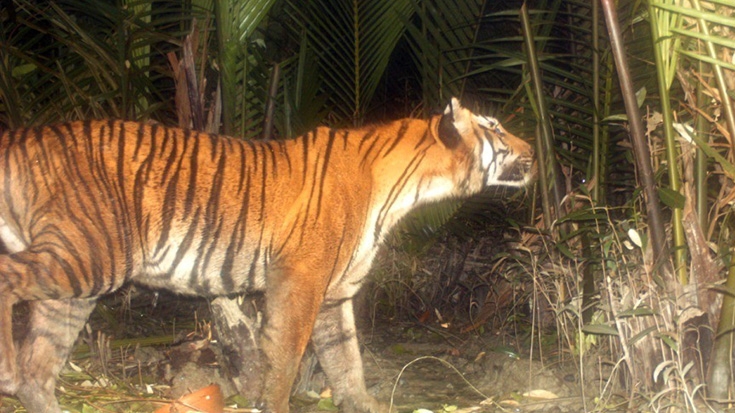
{"left": 435, "top": 97, "right": 536, "bottom": 190}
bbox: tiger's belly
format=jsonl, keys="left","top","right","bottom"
{"left": 133, "top": 240, "right": 268, "bottom": 297}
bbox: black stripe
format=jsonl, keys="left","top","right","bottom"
{"left": 357, "top": 127, "right": 377, "bottom": 151}
{"left": 183, "top": 129, "right": 198, "bottom": 219}
{"left": 133, "top": 122, "right": 148, "bottom": 161}
{"left": 279, "top": 140, "right": 292, "bottom": 175}
{"left": 381, "top": 120, "right": 410, "bottom": 158}
{"left": 314, "top": 129, "right": 337, "bottom": 219}
{"left": 359, "top": 129, "right": 381, "bottom": 169}
{"left": 168, "top": 207, "right": 201, "bottom": 277}
{"left": 196, "top": 218, "right": 224, "bottom": 293}
{"left": 373, "top": 152, "right": 426, "bottom": 240}
{"left": 301, "top": 132, "right": 311, "bottom": 182}
{"left": 265, "top": 141, "right": 278, "bottom": 177}
{"left": 156, "top": 131, "right": 185, "bottom": 255}
{"left": 415, "top": 129, "right": 431, "bottom": 149}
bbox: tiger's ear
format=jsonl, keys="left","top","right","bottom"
{"left": 437, "top": 97, "right": 475, "bottom": 149}
{"left": 436, "top": 97, "right": 468, "bottom": 149}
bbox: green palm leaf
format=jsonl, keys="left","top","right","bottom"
{"left": 403, "top": 0, "right": 485, "bottom": 111}
{"left": 0, "top": 0, "right": 201, "bottom": 127}
{"left": 214, "top": 0, "right": 279, "bottom": 136}
{"left": 286, "top": 0, "right": 412, "bottom": 126}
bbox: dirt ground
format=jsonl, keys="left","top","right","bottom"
{"left": 151, "top": 318, "right": 607, "bottom": 413}
{"left": 299, "top": 322, "right": 600, "bottom": 413}
{"left": 1, "top": 292, "right": 615, "bottom": 413}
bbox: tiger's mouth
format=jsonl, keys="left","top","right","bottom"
{"left": 497, "top": 157, "right": 536, "bottom": 185}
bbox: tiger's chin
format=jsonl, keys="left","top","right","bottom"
{"left": 494, "top": 158, "right": 537, "bottom": 188}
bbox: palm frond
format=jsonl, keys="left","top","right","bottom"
{"left": 0, "top": 0, "right": 202, "bottom": 127}
{"left": 214, "top": 0, "right": 279, "bottom": 135}
{"left": 286, "top": 0, "right": 413, "bottom": 126}
{"left": 403, "top": 0, "right": 485, "bottom": 111}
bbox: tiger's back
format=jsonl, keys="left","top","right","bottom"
{"left": 0, "top": 120, "right": 371, "bottom": 297}
{"left": 0, "top": 99, "right": 535, "bottom": 413}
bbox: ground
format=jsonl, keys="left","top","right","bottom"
{"left": 1, "top": 293, "right": 608, "bottom": 413}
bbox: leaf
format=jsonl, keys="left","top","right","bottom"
{"left": 402, "top": 0, "right": 486, "bottom": 110}
{"left": 523, "top": 390, "right": 559, "bottom": 399}
{"left": 602, "top": 114, "right": 629, "bottom": 122}
{"left": 290, "top": 0, "right": 413, "bottom": 124}
{"left": 555, "top": 242, "right": 575, "bottom": 259}
{"left": 657, "top": 187, "right": 685, "bottom": 209}
{"left": 681, "top": 361, "right": 695, "bottom": 377}
{"left": 629, "top": 326, "right": 657, "bottom": 346}
{"left": 636, "top": 86, "right": 647, "bottom": 108}
{"left": 582, "top": 324, "right": 619, "bottom": 336}
{"left": 673, "top": 122, "right": 735, "bottom": 179}
{"left": 11, "top": 63, "right": 37, "bottom": 78}
{"left": 653, "top": 360, "right": 675, "bottom": 383}
{"left": 658, "top": 333, "right": 679, "bottom": 352}
{"left": 82, "top": 405, "right": 97, "bottom": 413}
{"left": 617, "top": 307, "right": 655, "bottom": 317}
{"left": 627, "top": 228, "right": 643, "bottom": 249}
{"left": 317, "top": 398, "right": 338, "bottom": 411}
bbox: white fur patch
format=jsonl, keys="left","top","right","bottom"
{"left": 0, "top": 221, "right": 26, "bottom": 253}
{"left": 481, "top": 138, "right": 495, "bottom": 171}
{"left": 476, "top": 115, "right": 499, "bottom": 130}
{"left": 444, "top": 98, "right": 474, "bottom": 137}
{"left": 444, "top": 98, "right": 462, "bottom": 115}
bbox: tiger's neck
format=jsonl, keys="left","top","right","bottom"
{"left": 349, "top": 115, "right": 477, "bottom": 242}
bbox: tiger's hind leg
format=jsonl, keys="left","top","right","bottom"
{"left": 0, "top": 249, "right": 77, "bottom": 400}
{"left": 15, "top": 298, "right": 97, "bottom": 413}
{"left": 0, "top": 221, "right": 23, "bottom": 396}
{"left": 0, "top": 296, "right": 18, "bottom": 397}
{"left": 0, "top": 223, "right": 121, "bottom": 405}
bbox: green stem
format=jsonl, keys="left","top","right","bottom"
{"left": 592, "top": 0, "right": 601, "bottom": 204}
{"left": 708, "top": 250, "right": 735, "bottom": 400}
{"left": 214, "top": 0, "right": 234, "bottom": 135}
{"left": 648, "top": 2, "right": 687, "bottom": 284}
{"left": 695, "top": 57, "right": 708, "bottom": 232}
{"left": 519, "top": 3, "right": 565, "bottom": 225}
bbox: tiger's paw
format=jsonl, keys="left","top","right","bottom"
{"left": 0, "top": 372, "right": 19, "bottom": 396}
{"left": 335, "top": 393, "right": 394, "bottom": 413}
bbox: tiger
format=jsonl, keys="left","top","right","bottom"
{"left": 0, "top": 97, "right": 534, "bottom": 413}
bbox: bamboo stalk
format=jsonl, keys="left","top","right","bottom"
{"left": 708, "top": 249, "right": 735, "bottom": 400}
{"left": 519, "top": 3, "right": 565, "bottom": 226}
{"left": 214, "top": 0, "right": 235, "bottom": 135}
{"left": 695, "top": 59, "right": 708, "bottom": 236}
{"left": 592, "top": 0, "right": 602, "bottom": 205}
{"left": 648, "top": 1, "right": 687, "bottom": 284}
{"left": 599, "top": 0, "right": 670, "bottom": 273}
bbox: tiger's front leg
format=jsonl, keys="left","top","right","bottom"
{"left": 260, "top": 265, "right": 327, "bottom": 413}
{"left": 311, "top": 299, "right": 385, "bottom": 413}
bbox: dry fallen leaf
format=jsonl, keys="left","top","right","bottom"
{"left": 523, "top": 389, "right": 559, "bottom": 400}
{"left": 154, "top": 383, "right": 224, "bottom": 413}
